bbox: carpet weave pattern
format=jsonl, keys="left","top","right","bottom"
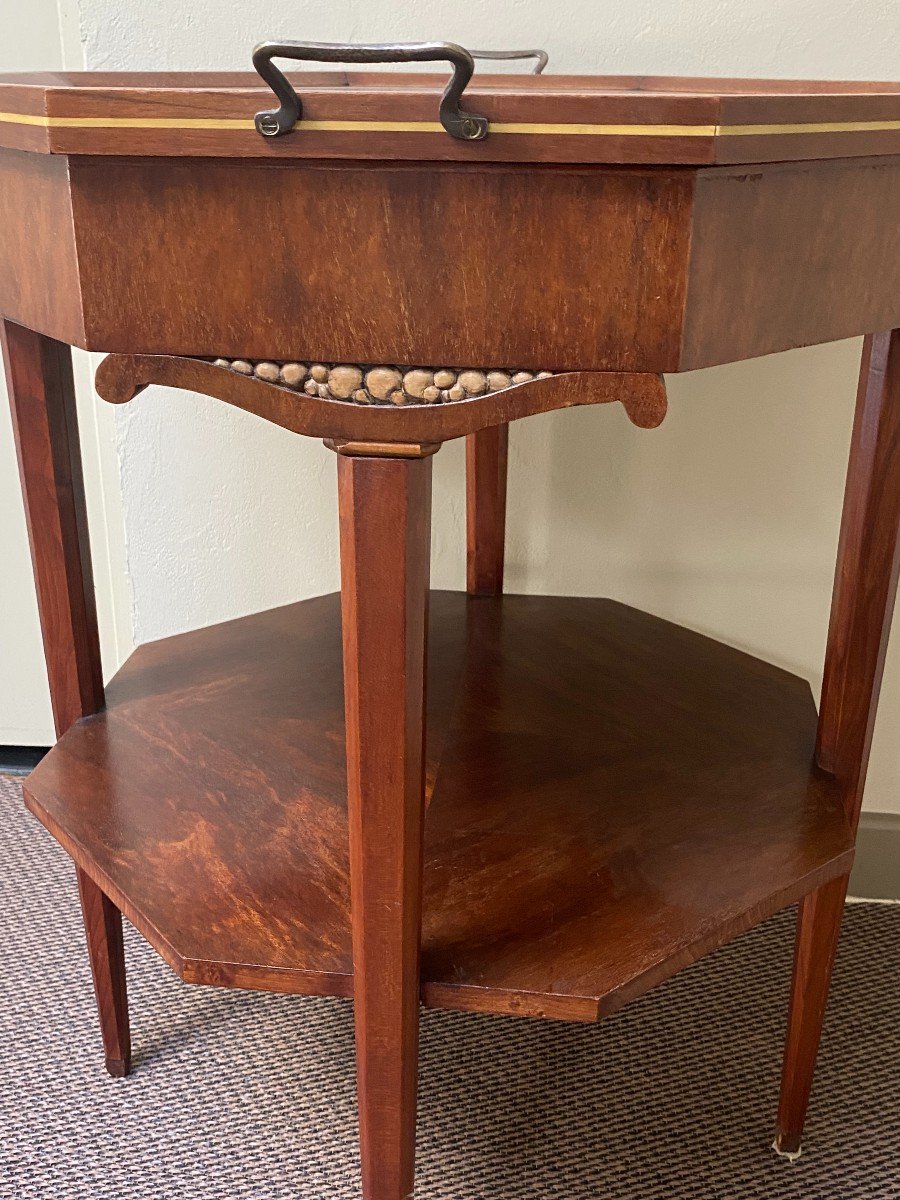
{"left": 1, "top": 773, "right": 898, "bottom": 1199}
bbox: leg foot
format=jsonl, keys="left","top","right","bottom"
{"left": 77, "top": 867, "right": 131, "bottom": 1077}
{"left": 772, "top": 1137, "right": 802, "bottom": 1162}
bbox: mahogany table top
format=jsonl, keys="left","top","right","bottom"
{"left": 2, "top": 70, "right": 900, "bottom": 163}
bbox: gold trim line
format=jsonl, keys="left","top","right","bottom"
{"left": 1, "top": 111, "right": 899, "bottom": 138}
{"left": 718, "top": 119, "right": 900, "bottom": 136}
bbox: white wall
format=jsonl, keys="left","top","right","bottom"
{"left": 26, "top": 2, "right": 900, "bottom": 808}
{"left": 0, "top": 352, "right": 57, "bottom": 742}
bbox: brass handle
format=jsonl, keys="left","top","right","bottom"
{"left": 252, "top": 40, "right": 489, "bottom": 141}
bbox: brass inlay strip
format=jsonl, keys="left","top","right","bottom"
{"left": 718, "top": 119, "right": 900, "bottom": 136}
{"left": 1, "top": 111, "right": 899, "bottom": 138}
{"left": 490, "top": 121, "right": 717, "bottom": 137}
{"left": 0, "top": 113, "right": 254, "bottom": 130}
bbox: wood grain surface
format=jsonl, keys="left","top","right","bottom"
{"left": 25, "top": 593, "right": 855, "bottom": 1022}
{"left": 2, "top": 319, "right": 131, "bottom": 1079}
{"left": 466, "top": 425, "right": 508, "bottom": 595}
{"left": 2, "top": 72, "right": 899, "bottom": 164}
{"left": 815, "top": 330, "right": 900, "bottom": 825}
{"left": 75, "top": 155, "right": 900, "bottom": 369}
{"left": 1, "top": 321, "right": 102, "bottom": 734}
{"left": 76, "top": 866, "right": 131, "bottom": 1077}
{"left": 775, "top": 328, "right": 900, "bottom": 1155}
{"left": 3, "top": 146, "right": 897, "bottom": 371}
{"left": 338, "top": 454, "right": 432, "bottom": 1200}
{"left": 95, "top": 355, "right": 668, "bottom": 442}
{"left": 775, "top": 872, "right": 851, "bottom": 1155}
{"left": 0, "top": 153, "right": 84, "bottom": 346}
{"left": 3, "top": 68, "right": 898, "bottom": 1178}
{"left": 681, "top": 158, "right": 900, "bottom": 367}
{"left": 71, "top": 158, "right": 692, "bottom": 369}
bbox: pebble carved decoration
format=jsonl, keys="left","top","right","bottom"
{"left": 212, "top": 358, "right": 555, "bottom": 405}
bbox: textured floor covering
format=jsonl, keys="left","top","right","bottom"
{"left": 1, "top": 772, "right": 898, "bottom": 1199}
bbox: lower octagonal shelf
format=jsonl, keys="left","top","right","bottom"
{"left": 25, "top": 592, "right": 854, "bottom": 1023}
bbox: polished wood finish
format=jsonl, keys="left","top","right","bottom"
{"left": 1, "top": 321, "right": 102, "bottom": 735}
{"left": 76, "top": 866, "right": 131, "bottom": 1077}
{"left": 0, "top": 147, "right": 896, "bottom": 370}
{"left": 0, "top": 153, "right": 83, "bottom": 345}
{"left": 422, "top": 595, "right": 853, "bottom": 1020}
{"left": 24, "top": 593, "right": 855, "bottom": 1022}
{"left": 682, "top": 160, "right": 900, "bottom": 368}
{"left": 2, "top": 72, "right": 900, "bottom": 164}
{"left": 2, "top": 318, "right": 129, "bottom": 1078}
{"left": 96, "top": 356, "right": 669, "bottom": 437}
{"left": 775, "top": 329, "right": 900, "bottom": 1154}
{"left": 775, "top": 873, "right": 850, "bottom": 1156}
{"left": 816, "top": 331, "right": 900, "bottom": 824}
{"left": 466, "top": 425, "right": 508, "bottom": 595}
{"left": 71, "top": 159, "right": 693, "bottom": 369}
{"left": 338, "top": 454, "right": 432, "bottom": 1200}
{"left": 4, "top": 64, "right": 900, "bottom": 1193}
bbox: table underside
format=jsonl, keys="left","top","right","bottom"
{"left": 26, "top": 591, "right": 854, "bottom": 1023}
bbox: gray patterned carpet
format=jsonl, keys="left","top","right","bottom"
{"left": 1, "top": 772, "right": 898, "bottom": 1199}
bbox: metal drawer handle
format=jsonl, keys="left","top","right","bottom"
{"left": 471, "top": 48, "right": 549, "bottom": 74}
{"left": 252, "top": 40, "right": 489, "bottom": 141}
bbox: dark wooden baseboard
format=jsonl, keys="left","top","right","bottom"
{"left": 850, "top": 812, "right": 900, "bottom": 901}
{"left": 0, "top": 745, "right": 49, "bottom": 775}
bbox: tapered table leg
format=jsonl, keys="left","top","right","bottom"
{"left": 337, "top": 450, "right": 432, "bottom": 1200}
{"left": 2, "top": 318, "right": 131, "bottom": 1077}
{"left": 775, "top": 330, "right": 900, "bottom": 1155}
{"left": 77, "top": 866, "right": 132, "bottom": 1076}
{"left": 466, "top": 424, "right": 508, "bottom": 595}
{"left": 2, "top": 320, "right": 104, "bottom": 734}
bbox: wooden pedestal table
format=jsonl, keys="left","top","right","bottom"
{"left": 1, "top": 50, "right": 899, "bottom": 1198}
